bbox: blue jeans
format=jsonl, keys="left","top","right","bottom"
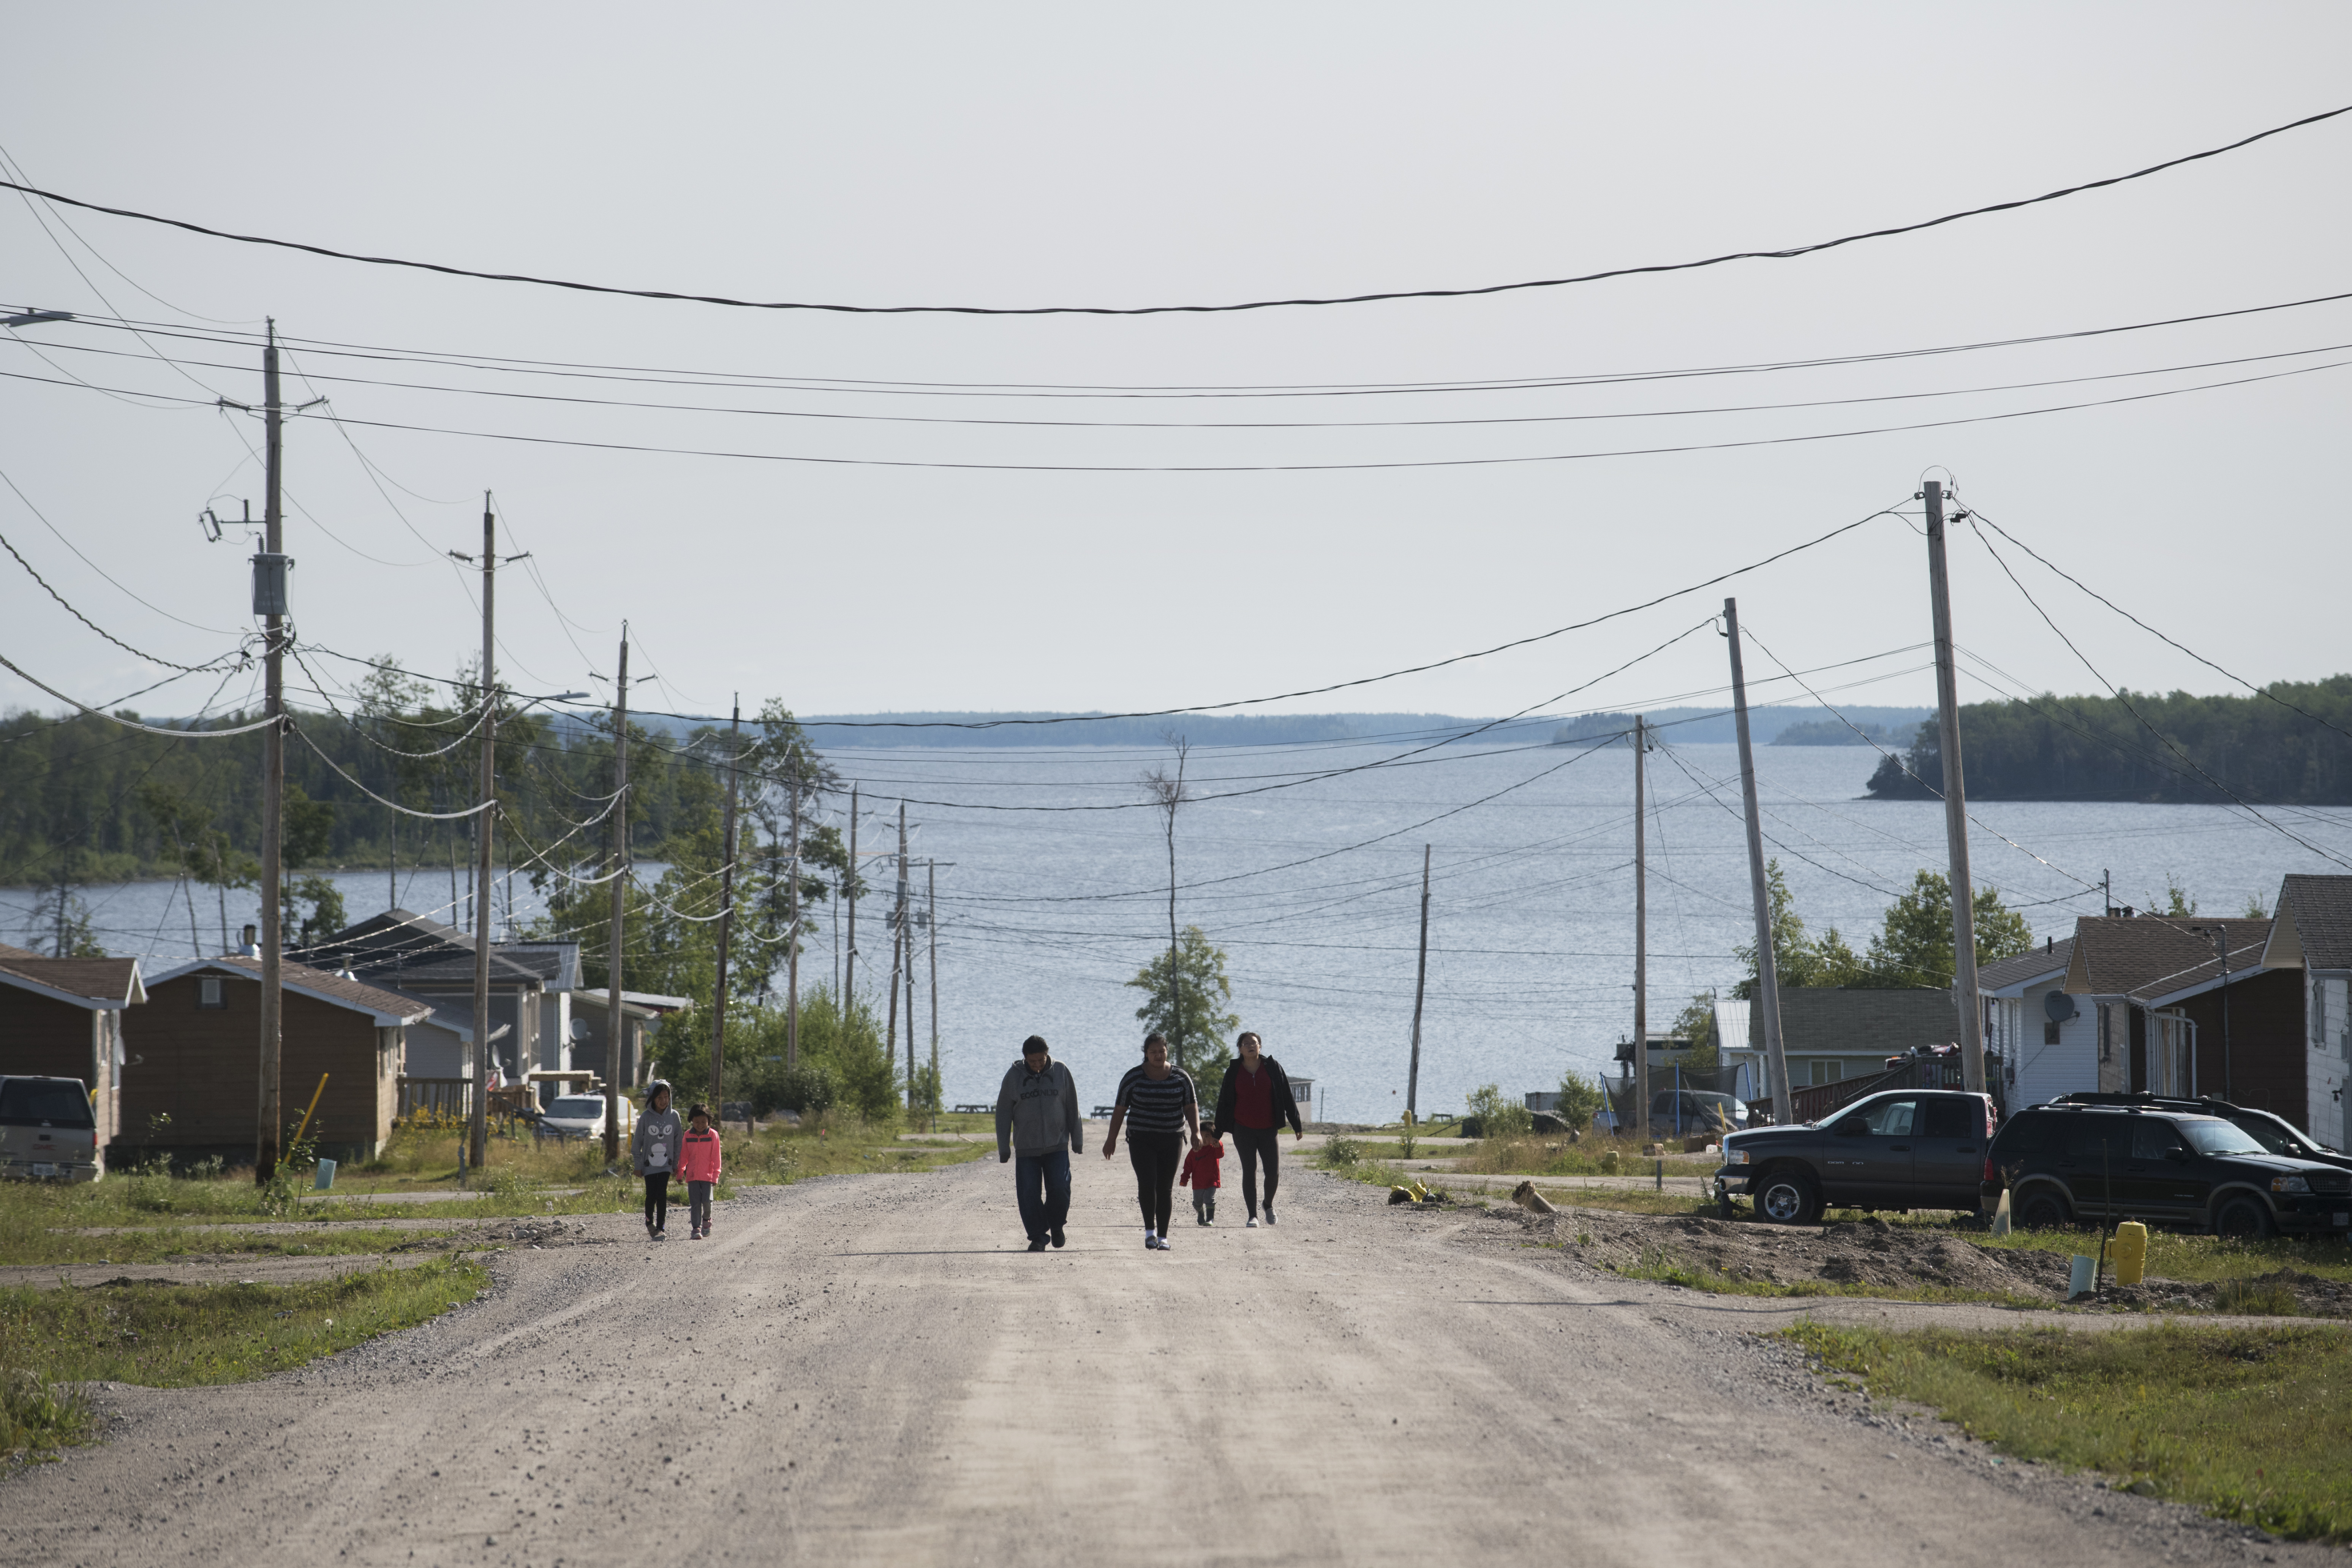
{"left": 1014, "top": 1150, "right": 1072, "bottom": 1241}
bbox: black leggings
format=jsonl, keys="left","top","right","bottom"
{"left": 1126, "top": 1132, "right": 1183, "bottom": 1234}
{"left": 1233, "top": 1126, "right": 1280, "bottom": 1215}
{"left": 644, "top": 1171, "right": 671, "bottom": 1231}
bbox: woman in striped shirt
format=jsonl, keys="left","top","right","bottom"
{"left": 1102, "top": 1033, "right": 1201, "bottom": 1250}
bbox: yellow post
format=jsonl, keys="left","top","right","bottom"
{"left": 291, "top": 1073, "right": 330, "bottom": 1149}
{"left": 2113, "top": 1220, "right": 2148, "bottom": 1287}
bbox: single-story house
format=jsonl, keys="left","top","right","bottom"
{"left": 2061, "top": 913, "right": 2299, "bottom": 1119}
{"left": 0, "top": 942, "right": 146, "bottom": 1170}
{"left": 125, "top": 957, "right": 428, "bottom": 1165}
{"left": 2261, "top": 874, "right": 2352, "bottom": 1152}
{"left": 1748, "top": 987, "right": 1962, "bottom": 1087}
{"left": 570, "top": 989, "right": 693, "bottom": 1089}
{"left": 1981, "top": 937, "right": 2083, "bottom": 1110}
{"left": 291, "top": 911, "right": 571, "bottom": 1091}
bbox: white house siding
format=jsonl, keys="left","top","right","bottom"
{"left": 2007, "top": 983, "right": 2098, "bottom": 1109}
{"left": 537, "top": 991, "right": 572, "bottom": 1076}
{"left": 2309, "top": 973, "right": 2349, "bottom": 1151}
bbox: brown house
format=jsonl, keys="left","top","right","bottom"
{"left": 2062, "top": 914, "right": 2305, "bottom": 1124}
{"left": 124, "top": 958, "right": 429, "bottom": 1165}
{"left": 0, "top": 941, "right": 147, "bottom": 1171}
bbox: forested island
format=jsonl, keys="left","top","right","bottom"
{"left": 1865, "top": 676, "right": 2352, "bottom": 804}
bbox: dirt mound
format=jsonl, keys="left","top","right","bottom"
{"left": 1549, "top": 1210, "right": 2074, "bottom": 1297}
{"left": 392, "top": 1217, "right": 609, "bottom": 1252}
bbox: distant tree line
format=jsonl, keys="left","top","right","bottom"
{"left": 1866, "top": 677, "right": 2352, "bottom": 803}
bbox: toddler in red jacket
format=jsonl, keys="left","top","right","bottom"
{"left": 1180, "top": 1118, "right": 1224, "bottom": 1226}
{"left": 678, "top": 1104, "right": 724, "bottom": 1240}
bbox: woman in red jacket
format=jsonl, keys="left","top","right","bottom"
{"left": 678, "top": 1103, "right": 724, "bottom": 1240}
{"left": 1212, "top": 1032, "right": 1303, "bottom": 1227}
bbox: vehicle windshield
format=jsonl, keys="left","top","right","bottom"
{"left": 0, "top": 1081, "right": 95, "bottom": 1128}
{"left": 2232, "top": 1114, "right": 2296, "bottom": 1155}
{"left": 2180, "top": 1118, "right": 2265, "bottom": 1157}
{"left": 548, "top": 1097, "right": 605, "bottom": 1117}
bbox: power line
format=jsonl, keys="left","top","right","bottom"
{"left": 3, "top": 103, "right": 2343, "bottom": 314}
{"left": 0, "top": 523, "right": 246, "bottom": 674}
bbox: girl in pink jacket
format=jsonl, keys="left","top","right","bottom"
{"left": 678, "top": 1104, "right": 724, "bottom": 1239}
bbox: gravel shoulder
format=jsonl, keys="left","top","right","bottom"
{"left": 0, "top": 1162, "right": 2334, "bottom": 1566}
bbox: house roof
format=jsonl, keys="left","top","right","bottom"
{"left": 1750, "top": 987, "right": 1958, "bottom": 1056}
{"left": 145, "top": 956, "right": 429, "bottom": 1027}
{"left": 0, "top": 951, "right": 146, "bottom": 1010}
{"left": 572, "top": 989, "right": 694, "bottom": 1019}
{"left": 2062, "top": 915, "right": 2272, "bottom": 1004}
{"left": 1979, "top": 937, "right": 2074, "bottom": 996}
{"left": 1712, "top": 998, "right": 1752, "bottom": 1055}
{"left": 288, "top": 909, "right": 547, "bottom": 990}
{"left": 383, "top": 987, "right": 508, "bottom": 1046}
{"left": 2263, "top": 874, "right": 2352, "bottom": 973}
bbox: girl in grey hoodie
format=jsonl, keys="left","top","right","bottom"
{"left": 631, "top": 1080, "right": 683, "bottom": 1240}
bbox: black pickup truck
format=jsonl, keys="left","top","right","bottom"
{"left": 1713, "top": 1088, "right": 1996, "bottom": 1224}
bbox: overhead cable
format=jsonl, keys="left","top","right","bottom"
{"left": 2, "top": 103, "right": 2343, "bottom": 314}
{"left": 0, "top": 651, "right": 277, "bottom": 736}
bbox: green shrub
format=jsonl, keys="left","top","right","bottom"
{"left": 1319, "top": 1136, "right": 1363, "bottom": 1169}
{"left": 1466, "top": 1084, "right": 1533, "bottom": 1139}
{"left": 1555, "top": 1069, "right": 1608, "bottom": 1133}
{"left": 716, "top": 986, "right": 900, "bottom": 1124}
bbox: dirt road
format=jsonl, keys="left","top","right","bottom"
{"left": 2, "top": 1160, "right": 2325, "bottom": 1567}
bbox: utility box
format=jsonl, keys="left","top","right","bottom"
{"left": 251, "top": 552, "right": 293, "bottom": 616}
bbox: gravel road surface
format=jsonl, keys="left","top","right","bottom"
{"left": 2, "top": 1160, "right": 2328, "bottom": 1567}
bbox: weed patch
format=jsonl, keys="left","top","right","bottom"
{"left": 0, "top": 1367, "right": 93, "bottom": 1463}
{"left": 1787, "top": 1321, "right": 2352, "bottom": 1543}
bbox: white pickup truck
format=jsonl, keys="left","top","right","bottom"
{"left": 0, "top": 1075, "right": 102, "bottom": 1182}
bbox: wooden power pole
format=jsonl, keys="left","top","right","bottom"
{"left": 926, "top": 857, "right": 939, "bottom": 1129}
{"left": 892, "top": 802, "right": 909, "bottom": 1110}
{"left": 844, "top": 784, "right": 859, "bottom": 1008}
{"left": 1406, "top": 844, "right": 1431, "bottom": 1125}
{"left": 1633, "top": 715, "right": 1650, "bottom": 1146}
{"left": 1725, "top": 597, "right": 1794, "bottom": 1121}
{"left": 1923, "top": 479, "right": 1987, "bottom": 1094}
{"left": 254, "top": 320, "right": 287, "bottom": 1184}
{"left": 709, "top": 698, "right": 743, "bottom": 1113}
{"left": 465, "top": 496, "right": 500, "bottom": 1171}
{"left": 602, "top": 630, "right": 629, "bottom": 1165}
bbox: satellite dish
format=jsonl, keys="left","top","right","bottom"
{"left": 2043, "top": 991, "right": 2079, "bottom": 1023}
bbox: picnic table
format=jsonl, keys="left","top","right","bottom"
{"left": 952, "top": 1103, "right": 993, "bottom": 1115}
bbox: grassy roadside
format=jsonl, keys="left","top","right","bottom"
{"left": 1, "top": 1115, "right": 991, "bottom": 1266}
{"left": 0, "top": 1258, "right": 488, "bottom": 1463}
{"left": 1788, "top": 1320, "right": 2352, "bottom": 1542}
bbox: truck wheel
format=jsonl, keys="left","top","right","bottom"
{"left": 1755, "top": 1170, "right": 1821, "bottom": 1226}
{"left": 2017, "top": 1190, "right": 2072, "bottom": 1231}
{"left": 2213, "top": 1195, "right": 2276, "bottom": 1240}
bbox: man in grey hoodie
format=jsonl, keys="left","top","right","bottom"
{"left": 631, "top": 1079, "right": 683, "bottom": 1240}
{"left": 996, "top": 1035, "right": 1082, "bottom": 1252}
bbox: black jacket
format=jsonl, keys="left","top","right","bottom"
{"left": 1214, "top": 1056, "right": 1304, "bottom": 1137}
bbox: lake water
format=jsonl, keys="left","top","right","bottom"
{"left": 10, "top": 740, "right": 2349, "bottom": 1122}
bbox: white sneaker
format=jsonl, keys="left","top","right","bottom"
{"left": 1144, "top": 1228, "right": 1159, "bottom": 1249}
{"left": 1246, "top": 1216, "right": 1260, "bottom": 1228}
{"left": 1155, "top": 1231, "right": 1171, "bottom": 1251}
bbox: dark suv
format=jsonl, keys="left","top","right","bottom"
{"left": 1988, "top": 1103, "right": 2352, "bottom": 1239}
{"left": 2052, "top": 1092, "right": 2351, "bottom": 1173}
{"left": 1715, "top": 1089, "right": 1996, "bottom": 1225}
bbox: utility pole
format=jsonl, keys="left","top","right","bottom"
{"left": 844, "top": 784, "right": 860, "bottom": 1008}
{"left": 1634, "top": 716, "right": 1650, "bottom": 1146}
{"left": 1725, "top": 598, "right": 1794, "bottom": 1122}
{"left": 786, "top": 776, "right": 801, "bottom": 1070}
{"left": 1924, "top": 479, "right": 1987, "bottom": 1095}
{"left": 602, "top": 630, "right": 629, "bottom": 1165}
{"left": 927, "top": 858, "right": 939, "bottom": 1131}
{"left": 464, "top": 495, "right": 501, "bottom": 1171}
{"left": 1406, "top": 844, "right": 1431, "bottom": 1125}
{"left": 708, "top": 698, "right": 743, "bottom": 1113}
{"left": 892, "top": 802, "right": 909, "bottom": 1111}
{"left": 2192, "top": 923, "right": 2236, "bottom": 1100}
{"left": 254, "top": 319, "right": 287, "bottom": 1185}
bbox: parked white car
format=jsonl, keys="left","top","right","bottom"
{"left": 538, "top": 1093, "right": 635, "bottom": 1143}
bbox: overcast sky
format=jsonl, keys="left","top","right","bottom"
{"left": 4, "top": 4, "right": 2349, "bottom": 729}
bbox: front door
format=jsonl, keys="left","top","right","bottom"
{"left": 1911, "top": 1094, "right": 1990, "bottom": 1209}
{"left": 1821, "top": 1096, "right": 1917, "bottom": 1206}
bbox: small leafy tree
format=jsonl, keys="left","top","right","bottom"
{"left": 1668, "top": 993, "right": 1721, "bottom": 1075}
{"left": 1865, "top": 869, "right": 2034, "bottom": 988}
{"left": 1554, "top": 1069, "right": 1608, "bottom": 1134}
{"left": 1125, "top": 925, "right": 1240, "bottom": 1086}
{"left": 1465, "top": 1083, "right": 1533, "bottom": 1139}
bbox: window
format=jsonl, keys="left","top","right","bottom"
{"left": 198, "top": 974, "right": 225, "bottom": 1010}
{"left": 1856, "top": 1098, "right": 1917, "bottom": 1136}
{"left": 2131, "top": 1120, "right": 2188, "bottom": 1160}
{"left": 2044, "top": 1019, "right": 2063, "bottom": 1046}
{"left": 1809, "top": 1060, "right": 1844, "bottom": 1086}
{"left": 1920, "top": 1097, "right": 1982, "bottom": 1140}
{"left": 2063, "top": 1116, "right": 2127, "bottom": 1160}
